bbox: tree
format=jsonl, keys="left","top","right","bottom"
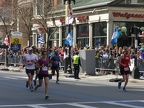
{"left": 32, "top": 0, "right": 59, "bottom": 55}
{"left": 0, "top": 0, "right": 17, "bottom": 42}
{"left": 17, "top": 0, "right": 34, "bottom": 47}
{"left": 0, "top": 0, "right": 17, "bottom": 67}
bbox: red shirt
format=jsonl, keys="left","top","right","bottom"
{"left": 120, "top": 54, "right": 130, "bottom": 68}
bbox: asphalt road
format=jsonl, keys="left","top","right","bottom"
{"left": 0, "top": 70, "right": 144, "bottom": 108}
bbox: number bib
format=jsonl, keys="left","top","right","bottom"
{"left": 27, "top": 61, "right": 33, "bottom": 65}
{"left": 42, "top": 66, "right": 48, "bottom": 71}
{"left": 124, "top": 67, "right": 129, "bottom": 71}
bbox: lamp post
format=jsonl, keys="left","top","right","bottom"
{"left": 64, "top": 0, "right": 75, "bottom": 74}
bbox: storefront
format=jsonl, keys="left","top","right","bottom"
{"left": 32, "top": 1, "right": 144, "bottom": 48}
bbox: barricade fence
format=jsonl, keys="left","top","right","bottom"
{"left": 0, "top": 55, "right": 23, "bottom": 66}
{"left": 96, "top": 57, "right": 144, "bottom": 75}
{"left": 95, "top": 58, "right": 120, "bottom": 74}
{"left": 1, "top": 55, "right": 143, "bottom": 75}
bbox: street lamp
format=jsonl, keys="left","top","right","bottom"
{"left": 64, "top": 0, "right": 75, "bottom": 74}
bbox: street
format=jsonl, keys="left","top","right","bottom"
{"left": 0, "top": 70, "right": 144, "bottom": 108}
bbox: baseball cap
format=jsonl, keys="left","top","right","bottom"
{"left": 28, "top": 47, "right": 33, "bottom": 51}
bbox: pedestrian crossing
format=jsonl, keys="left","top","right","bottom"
{"left": 0, "top": 100, "right": 144, "bottom": 108}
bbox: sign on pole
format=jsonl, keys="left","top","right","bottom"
{"left": 10, "top": 31, "right": 22, "bottom": 52}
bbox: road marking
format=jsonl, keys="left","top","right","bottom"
{"left": 29, "top": 105, "right": 47, "bottom": 108}
{"left": 3, "top": 76, "right": 17, "bottom": 79}
{"left": 103, "top": 101, "right": 144, "bottom": 108}
{"left": 0, "top": 100, "right": 144, "bottom": 108}
{"left": 67, "top": 103, "right": 98, "bottom": 108}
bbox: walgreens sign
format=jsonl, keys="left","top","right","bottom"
{"left": 113, "top": 12, "right": 144, "bottom": 19}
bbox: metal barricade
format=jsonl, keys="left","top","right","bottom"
{"left": 138, "top": 59, "right": 144, "bottom": 73}
{"left": 95, "top": 57, "right": 119, "bottom": 74}
{"left": 0, "top": 55, "right": 23, "bottom": 66}
{"left": 0, "top": 55, "right": 5, "bottom": 64}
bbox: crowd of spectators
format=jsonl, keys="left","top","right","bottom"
{"left": 1, "top": 44, "right": 144, "bottom": 68}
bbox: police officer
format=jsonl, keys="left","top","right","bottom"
{"left": 72, "top": 51, "right": 81, "bottom": 79}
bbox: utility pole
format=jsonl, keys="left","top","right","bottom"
{"left": 64, "top": 0, "right": 75, "bottom": 74}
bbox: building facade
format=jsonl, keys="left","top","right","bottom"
{"left": 32, "top": 0, "right": 144, "bottom": 48}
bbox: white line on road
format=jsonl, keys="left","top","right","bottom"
{"left": 103, "top": 101, "right": 144, "bottom": 108}
{"left": 0, "top": 100, "right": 144, "bottom": 108}
{"left": 67, "top": 103, "right": 98, "bottom": 108}
{"left": 29, "top": 105, "right": 48, "bottom": 108}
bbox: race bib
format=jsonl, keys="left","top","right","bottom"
{"left": 124, "top": 67, "right": 129, "bottom": 71}
{"left": 42, "top": 66, "right": 48, "bottom": 71}
{"left": 27, "top": 61, "right": 33, "bottom": 65}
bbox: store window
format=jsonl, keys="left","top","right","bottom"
{"left": 138, "top": 0, "right": 144, "bottom": 3}
{"left": 77, "top": 24, "right": 89, "bottom": 47}
{"left": 49, "top": 28, "right": 59, "bottom": 47}
{"left": 114, "top": 21, "right": 144, "bottom": 47}
{"left": 93, "top": 22, "right": 107, "bottom": 47}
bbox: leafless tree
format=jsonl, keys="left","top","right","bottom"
{"left": 32, "top": 0, "right": 59, "bottom": 54}
{"left": 17, "top": 0, "right": 34, "bottom": 46}
{"left": 0, "top": 0, "right": 17, "bottom": 40}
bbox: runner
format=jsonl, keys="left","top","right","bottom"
{"left": 23, "top": 47, "right": 38, "bottom": 92}
{"left": 32, "top": 46, "right": 39, "bottom": 86}
{"left": 34, "top": 51, "right": 50, "bottom": 99}
{"left": 118, "top": 47, "right": 131, "bottom": 92}
{"left": 50, "top": 51, "right": 60, "bottom": 84}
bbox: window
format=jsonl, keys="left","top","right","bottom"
{"left": 33, "top": 0, "right": 44, "bottom": 15}
{"left": 77, "top": 24, "right": 89, "bottom": 37}
{"left": 93, "top": 22, "right": 107, "bottom": 36}
{"left": 138, "top": 0, "right": 144, "bottom": 3}
{"left": 114, "top": 21, "right": 144, "bottom": 47}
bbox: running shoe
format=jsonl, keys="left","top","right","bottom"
{"left": 45, "top": 94, "right": 49, "bottom": 99}
{"left": 123, "top": 87, "right": 127, "bottom": 92}
{"left": 26, "top": 81, "right": 28, "bottom": 88}
{"left": 33, "top": 80, "right": 37, "bottom": 86}
{"left": 118, "top": 82, "right": 121, "bottom": 89}
{"left": 30, "top": 86, "right": 34, "bottom": 92}
{"left": 34, "top": 85, "right": 38, "bottom": 91}
{"left": 56, "top": 80, "right": 59, "bottom": 84}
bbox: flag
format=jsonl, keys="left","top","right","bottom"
{"left": 4, "top": 35, "right": 9, "bottom": 46}
{"left": 65, "top": 4, "right": 75, "bottom": 24}
{"left": 110, "top": 27, "right": 120, "bottom": 45}
{"left": 65, "top": 31, "right": 73, "bottom": 46}
{"left": 38, "top": 34, "right": 45, "bottom": 44}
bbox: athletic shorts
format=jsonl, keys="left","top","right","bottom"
{"left": 26, "top": 69, "right": 35, "bottom": 75}
{"left": 119, "top": 67, "right": 130, "bottom": 75}
{"left": 51, "top": 66, "right": 59, "bottom": 70}
{"left": 35, "top": 68, "right": 39, "bottom": 71}
{"left": 37, "top": 74, "right": 49, "bottom": 79}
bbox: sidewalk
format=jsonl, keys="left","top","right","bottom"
{"left": 60, "top": 72, "right": 144, "bottom": 84}
{"left": 1, "top": 65, "right": 144, "bottom": 84}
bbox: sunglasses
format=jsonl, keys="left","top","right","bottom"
{"left": 43, "top": 54, "right": 47, "bottom": 55}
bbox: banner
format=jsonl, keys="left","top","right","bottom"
{"left": 10, "top": 37, "right": 22, "bottom": 44}
{"left": 10, "top": 31, "right": 22, "bottom": 52}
